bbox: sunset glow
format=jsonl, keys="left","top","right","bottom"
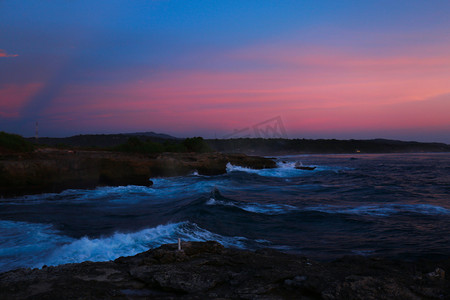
{"left": 1, "top": 1, "right": 449, "bottom": 142}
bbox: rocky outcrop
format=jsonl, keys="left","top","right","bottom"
{"left": 0, "top": 241, "right": 448, "bottom": 299}
{"left": 0, "top": 150, "right": 276, "bottom": 197}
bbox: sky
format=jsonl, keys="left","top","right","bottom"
{"left": 0, "top": 1, "right": 449, "bottom": 142}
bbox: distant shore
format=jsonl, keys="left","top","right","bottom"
{"left": 0, "top": 149, "right": 276, "bottom": 197}
{"left": 21, "top": 133, "right": 450, "bottom": 156}
{"left": 1, "top": 241, "right": 448, "bottom": 299}
{"left": 207, "top": 138, "right": 450, "bottom": 156}
{"left": 25, "top": 133, "right": 450, "bottom": 156}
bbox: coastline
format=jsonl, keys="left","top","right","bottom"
{"left": 0, "top": 149, "right": 276, "bottom": 197}
{"left": 1, "top": 241, "right": 448, "bottom": 299}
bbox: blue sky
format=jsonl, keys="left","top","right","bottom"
{"left": 1, "top": 1, "right": 449, "bottom": 142}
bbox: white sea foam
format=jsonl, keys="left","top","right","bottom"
{"left": 305, "top": 203, "right": 450, "bottom": 217}
{"left": 35, "top": 221, "right": 249, "bottom": 269}
{"left": 0, "top": 220, "right": 255, "bottom": 272}
{"left": 225, "top": 162, "right": 345, "bottom": 178}
{"left": 206, "top": 197, "right": 298, "bottom": 215}
{"left": 276, "top": 161, "right": 298, "bottom": 168}
{"left": 226, "top": 162, "right": 304, "bottom": 178}
{"left": 225, "top": 163, "right": 262, "bottom": 174}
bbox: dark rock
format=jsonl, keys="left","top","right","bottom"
{"left": 294, "top": 161, "right": 316, "bottom": 170}
{"left": 0, "top": 150, "right": 275, "bottom": 197}
{"left": 1, "top": 241, "right": 449, "bottom": 299}
{"left": 295, "top": 166, "right": 316, "bottom": 170}
{"left": 427, "top": 267, "right": 446, "bottom": 280}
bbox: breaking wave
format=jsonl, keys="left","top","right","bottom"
{"left": 35, "top": 221, "right": 256, "bottom": 268}
{"left": 226, "top": 162, "right": 345, "bottom": 178}
{"left": 0, "top": 220, "right": 262, "bottom": 272}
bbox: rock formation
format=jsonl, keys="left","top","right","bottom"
{"left": 0, "top": 241, "right": 448, "bottom": 299}
{"left": 0, "top": 150, "right": 276, "bottom": 197}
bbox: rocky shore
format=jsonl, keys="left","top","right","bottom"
{"left": 0, "top": 241, "right": 448, "bottom": 299}
{"left": 0, "top": 150, "right": 276, "bottom": 197}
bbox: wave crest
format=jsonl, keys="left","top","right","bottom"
{"left": 206, "top": 197, "right": 298, "bottom": 215}
{"left": 226, "top": 162, "right": 344, "bottom": 178}
{"left": 36, "top": 221, "right": 249, "bottom": 268}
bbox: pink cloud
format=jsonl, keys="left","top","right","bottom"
{"left": 285, "top": 93, "right": 450, "bottom": 133}
{"left": 0, "top": 49, "right": 18, "bottom": 58}
{"left": 34, "top": 39, "right": 450, "bottom": 138}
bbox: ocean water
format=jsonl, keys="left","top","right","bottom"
{"left": 1, "top": 153, "right": 449, "bottom": 273}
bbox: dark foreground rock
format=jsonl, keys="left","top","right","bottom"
{"left": 0, "top": 150, "right": 276, "bottom": 197}
{"left": 0, "top": 241, "right": 448, "bottom": 299}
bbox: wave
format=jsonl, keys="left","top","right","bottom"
{"left": 0, "top": 221, "right": 256, "bottom": 271}
{"left": 205, "top": 187, "right": 298, "bottom": 215}
{"left": 36, "top": 221, "right": 252, "bottom": 268}
{"left": 3, "top": 177, "right": 229, "bottom": 205}
{"left": 206, "top": 197, "right": 298, "bottom": 215}
{"left": 226, "top": 162, "right": 346, "bottom": 178}
{"left": 150, "top": 177, "right": 231, "bottom": 197}
{"left": 226, "top": 162, "right": 305, "bottom": 178}
{"left": 1, "top": 185, "right": 157, "bottom": 205}
{"left": 0, "top": 220, "right": 73, "bottom": 272}
{"left": 304, "top": 203, "right": 450, "bottom": 217}
{"left": 276, "top": 161, "right": 352, "bottom": 173}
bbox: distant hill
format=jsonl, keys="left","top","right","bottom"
{"left": 125, "top": 132, "right": 180, "bottom": 140}
{"left": 30, "top": 132, "right": 179, "bottom": 148}
{"left": 206, "top": 138, "right": 450, "bottom": 155}
{"left": 28, "top": 133, "right": 450, "bottom": 154}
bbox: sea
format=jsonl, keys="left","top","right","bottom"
{"left": 1, "top": 153, "right": 449, "bottom": 273}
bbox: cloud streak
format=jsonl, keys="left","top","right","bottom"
{"left": 0, "top": 49, "right": 18, "bottom": 58}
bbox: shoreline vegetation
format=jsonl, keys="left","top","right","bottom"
{"left": 24, "top": 132, "right": 450, "bottom": 155}
{"left": 1, "top": 241, "right": 449, "bottom": 299}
